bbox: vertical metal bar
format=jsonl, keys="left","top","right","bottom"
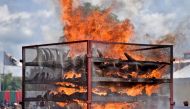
{"left": 22, "top": 47, "right": 25, "bottom": 109}
{"left": 170, "top": 46, "right": 174, "bottom": 109}
{"left": 87, "top": 40, "right": 92, "bottom": 109}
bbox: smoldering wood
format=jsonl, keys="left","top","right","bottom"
{"left": 26, "top": 69, "right": 169, "bottom": 85}
{"left": 94, "top": 52, "right": 168, "bottom": 76}
{"left": 26, "top": 76, "right": 169, "bottom": 96}
{"left": 28, "top": 48, "right": 168, "bottom": 79}
{"left": 63, "top": 74, "right": 87, "bottom": 86}
{"left": 25, "top": 92, "right": 87, "bottom": 102}
{"left": 25, "top": 72, "right": 87, "bottom": 86}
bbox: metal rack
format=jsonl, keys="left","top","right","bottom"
{"left": 22, "top": 40, "right": 173, "bottom": 109}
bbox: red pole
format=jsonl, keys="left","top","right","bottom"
{"left": 87, "top": 40, "right": 92, "bottom": 109}
{"left": 170, "top": 46, "right": 174, "bottom": 109}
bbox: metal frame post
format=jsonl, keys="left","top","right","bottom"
{"left": 22, "top": 47, "right": 25, "bottom": 109}
{"left": 87, "top": 40, "right": 92, "bottom": 109}
{"left": 170, "top": 45, "right": 174, "bottom": 109}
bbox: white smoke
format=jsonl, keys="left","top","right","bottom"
{"left": 60, "top": 0, "right": 190, "bottom": 57}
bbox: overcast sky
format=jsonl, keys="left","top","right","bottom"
{"left": 0, "top": 0, "right": 190, "bottom": 76}
{"left": 0, "top": 0, "right": 62, "bottom": 76}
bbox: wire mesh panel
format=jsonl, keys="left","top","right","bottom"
{"left": 90, "top": 41, "right": 173, "bottom": 109}
{"left": 23, "top": 40, "right": 173, "bottom": 109}
{"left": 23, "top": 41, "right": 88, "bottom": 109}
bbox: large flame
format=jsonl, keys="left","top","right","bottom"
{"left": 60, "top": 0, "right": 133, "bottom": 42}
{"left": 60, "top": 0, "right": 134, "bottom": 58}
{"left": 56, "top": 0, "right": 166, "bottom": 108}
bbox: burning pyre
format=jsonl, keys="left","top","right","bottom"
{"left": 24, "top": 0, "right": 172, "bottom": 109}
{"left": 53, "top": 0, "right": 169, "bottom": 109}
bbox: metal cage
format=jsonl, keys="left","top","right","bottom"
{"left": 22, "top": 40, "right": 173, "bottom": 109}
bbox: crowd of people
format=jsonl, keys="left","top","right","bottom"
{"left": 0, "top": 101, "right": 22, "bottom": 109}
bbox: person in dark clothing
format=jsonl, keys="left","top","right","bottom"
{"left": 183, "top": 101, "right": 189, "bottom": 106}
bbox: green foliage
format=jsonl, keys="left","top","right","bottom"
{"left": 1, "top": 72, "right": 22, "bottom": 91}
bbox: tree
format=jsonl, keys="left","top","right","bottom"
{"left": 1, "top": 72, "right": 22, "bottom": 91}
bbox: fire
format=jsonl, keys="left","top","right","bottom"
{"left": 56, "top": 0, "right": 167, "bottom": 108}
{"left": 56, "top": 102, "right": 67, "bottom": 107}
{"left": 56, "top": 82, "right": 76, "bottom": 87}
{"left": 56, "top": 86, "right": 86, "bottom": 95}
{"left": 63, "top": 71, "right": 81, "bottom": 79}
{"left": 60, "top": 0, "right": 134, "bottom": 58}
{"left": 145, "top": 85, "right": 159, "bottom": 96}
{"left": 92, "top": 86, "right": 108, "bottom": 96}
{"left": 93, "top": 84, "right": 159, "bottom": 97}
{"left": 91, "top": 102, "right": 139, "bottom": 109}
{"left": 56, "top": 100, "right": 87, "bottom": 109}
{"left": 123, "top": 84, "right": 144, "bottom": 96}
{"left": 60, "top": 0, "right": 133, "bottom": 42}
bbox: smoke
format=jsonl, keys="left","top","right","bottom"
{"left": 59, "top": 0, "right": 190, "bottom": 57}
{"left": 172, "top": 17, "right": 190, "bottom": 57}
{"left": 112, "top": 0, "right": 147, "bottom": 20}
{"left": 108, "top": 0, "right": 190, "bottom": 57}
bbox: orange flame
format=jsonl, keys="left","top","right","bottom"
{"left": 56, "top": 85, "right": 86, "bottom": 95}
{"left": 57, "top": 0, "right": 166, "bottom": 108}
{"left": 60, "top": 0, "right": 133, "bottom": 42}
{"left": 93, "top": 84, "right": 159, "bottom": 97}
{"left": 145, "top": 85, "right": 160, "bottom": 96}
{"left": 63, "top": 71, "right": 81, "bottom": 79}
{"left": 60, "top": 0, "right": 134, "bottom": 58}
{"left": 92, "top": 102, "right": 139, "bottom": 109}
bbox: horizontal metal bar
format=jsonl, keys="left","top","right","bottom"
{"left": 24, "top": 78, "right": 170, "bottom": 85}
{"left": 24, "top": 98, "right": 85, "bottom": 102}
{"left": 92, "top": 95, "right": 170, "bottom": 103}
{"left": 93, "top": 57, "right": 171, "bottom": 65}
{"left": 25, "top": 79, "right": 87, "bottom": 86}
{"left": 23, "top": 40, "right": 172, "bottom": 49}
{"left": 25, "top": 62, "right": 62, "bottom": 68}
{"left": 92, "top": 77, "right": 171, "bottom": 83}
{"left": 128, "top": 46, "right": 170, "bottom": 51}
{"left": 24, "top": 95, "right": 170, "bottom": 102}
{"left": 23, "top": 40, "right": 88, "bottom": 48}
{"left": 89, "top": 40, "right": 172, "bottom": 47}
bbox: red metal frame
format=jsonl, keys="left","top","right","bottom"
{"left": 170, "top": 46, "right": 174, "bottom": 109}
{"left": 87, "top": 40, "right": 92, "bottom": 109}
